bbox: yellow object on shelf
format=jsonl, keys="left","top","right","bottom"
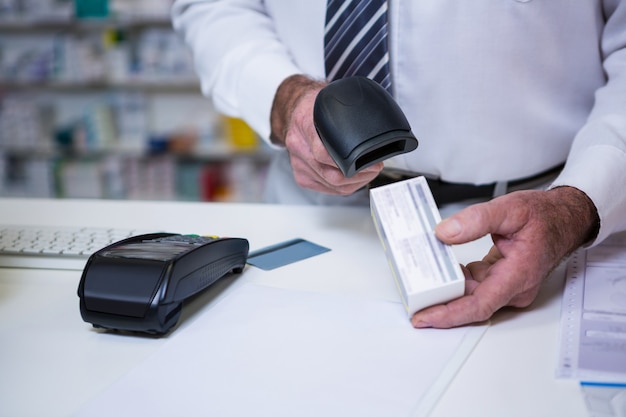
{"left": 223, "top": 117, "right": 258, "bottom": 149}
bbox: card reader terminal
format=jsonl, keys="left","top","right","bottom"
{"left": 77, "top": 233, "right": 249, "bottom": 335}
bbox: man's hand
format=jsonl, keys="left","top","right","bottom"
{"left": 411, "top": 186, "right": 600, "bottom": 329}
{"left": 270, "top": 74, "right": 383, "bottom": 195}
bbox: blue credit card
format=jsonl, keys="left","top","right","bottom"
{"left": 246, "top": 238, "right": 331, "bottom": 271}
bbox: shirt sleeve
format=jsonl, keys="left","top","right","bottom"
{"left": 550, "top": 1, "right": 626, "bottom": 245}
{"left": 171, "top": 0, "right": 302, "bottom": 141}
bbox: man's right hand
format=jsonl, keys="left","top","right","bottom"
{"left": 270, "top": 74, "right": 383, "bottom": 196}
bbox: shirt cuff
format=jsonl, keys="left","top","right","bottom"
{"left": 207, "top": 48, "right": 302, "bottom": 144}
{"left": 550, "top": 145, "right": 626, "bottom": 246}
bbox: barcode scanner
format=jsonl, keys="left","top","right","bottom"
{"left": 313, "top": 76, "right": 418, "bottom": 178}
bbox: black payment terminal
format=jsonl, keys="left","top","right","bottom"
{"left": 77, "top": 233, "right": 249, "bottom": 335}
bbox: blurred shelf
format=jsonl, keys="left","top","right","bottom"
{"left": 0, "top": 9, "right": 270, "bottom": 203}
{"left": 0, "top": 143, "right": 273, "bottom": 161}
{"left": 0, "top": 80, "right": 201, "bottom": 93}
{"left": 0, "top": 17, "right": 172, "bottom": 32}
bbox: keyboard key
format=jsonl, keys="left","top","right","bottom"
{"left": 0, "top": 225, "right": 153, "bottom": 270}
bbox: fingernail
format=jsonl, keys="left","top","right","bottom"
{"left": 438, "top": 218, "right": 462, "bottom": 237}
{"left": 411, "top": 317, "right": 432, "bottom": 328}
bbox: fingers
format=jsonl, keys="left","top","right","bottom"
{"left": 282, "top": 86, "right": 385, "bottom": 195}
{"left": 465, "top": 245, "right": 502, "bottom": 279}
{"left": 411, "top": 246, "right": 542, "bottom": 328}
{"left": 435, "top": 195, "right": 527, "bottom": 245}
{"left": 411, "top": 262, "right": 499, "bottom": 328}
{"left": 291, "top": 153, "right": 382, "bottom": 195}
{"left": 285, "top": 104, "right": 383, "bottom": 193}
{"left": 411, "top": 293, "right": 491, "bottom": 329}
{"left": 411, "top": 272, "right": 514, "bottom": 329}
{"left": 414, "top": 190, "right": 589, "bottom": 328}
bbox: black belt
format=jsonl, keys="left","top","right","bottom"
{"left": 369, "top": 164, "right": 564, "bottom": 207}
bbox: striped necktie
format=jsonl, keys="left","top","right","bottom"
{"left": 324, "top": 0, "right": 392, "bottom": 92}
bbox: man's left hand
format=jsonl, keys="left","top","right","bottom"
{"left": 411, "top": 186, "right": 599, "bottom": 328}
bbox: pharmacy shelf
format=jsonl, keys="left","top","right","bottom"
{"left": 0, "top": 10, "right": 271, "bottom": 202}
{"left": 0, "top": 17, "right": 172, "bottom": 31}
{"left": 1, "top": 145, "right": 274, "bottom": 202}
{"left": 0, "top": 80, "right": 201, "bottom": 93}
{"left": 1, "top": 144, "right": 273, "bottom": 161}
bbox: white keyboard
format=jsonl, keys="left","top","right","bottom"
{"left": 0, "top": 225, "right": 150, "bottom": 270}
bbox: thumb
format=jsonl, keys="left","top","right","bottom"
{"left": 435, "top": 201, "right": 503, "bottom": 245}
{"left": 434, "top": 217, "right": 464, "bottom": 243}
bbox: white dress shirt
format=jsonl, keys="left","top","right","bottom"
{"left": 172, "top": 0, "right": 626, "bottom": 244}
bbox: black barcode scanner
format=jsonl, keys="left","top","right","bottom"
{"left": 313, "top": 76, "right": 418, "bottom": 178}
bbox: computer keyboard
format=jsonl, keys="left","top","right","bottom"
{"left": 0, "top": 225, "right": 150, "bottom": 270}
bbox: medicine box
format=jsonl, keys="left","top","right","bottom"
{"left": 370, "top": 176, "right": 465, "bottom": 317}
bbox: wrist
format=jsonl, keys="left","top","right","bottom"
{"left": 548, "top": 186, "right": 600, "bottom": 248}
{"left": 269, "top": 74, "right": 325, "bottom": 146}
